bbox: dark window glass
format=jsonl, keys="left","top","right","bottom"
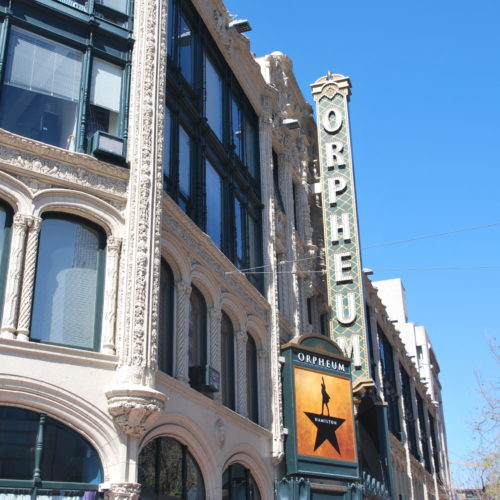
{"left": 206, "top": 160, "right": 222, "bottom": 248}
{"left": 138, "top": 437, "right": 205, "bottom": 500}
{"left": 0, "top": 406, "right": 102, "bottom": 486}
{"left": 417, "top": 393, "right": 431, "bottom": 472}
{"left": 0, "top": 202, "right": 13, "bottom": 324}
{"left": 165, "top": 0, "right": 262, "bottom": 292}
{"left": 164, "top": 107, "right": 172, "bottom": 179}
{"left": 31, "top": 215, "right": 105, "bottom": 351}
{"left": 158, "top": 260, "right": 175, "bottom": 375}
{"left": 400, "top": 366, "right": 418, "bottom": 457}
{"left": 247, "top": 213, "right": 263, "bottom": 290}
{"left": 0, "top": 28, "right": 82, "bottom": 150}
{"left": 379, "top": 330, "right": 401, "bottom": 438}
{"left": 231, "top": 97, "right": 242, "bottom": 159}
{"left": 234, "top": 198, "right": 244, "bottom": 268}
{"left": 167, "top": 0, "right": 175, "bottom": 56}
{"left": 178, "top": 125, "right": 192, "bottom": 211}
{"left": 246, "top": 334, "right": 259, "bottom": 423}
{"left": 429, "top": 413, "right": 440, "bottom": 474}
{"left": 41, "top": 419, "right": 102, "bottom": 483}
{"left": 220, "top": 312, "right": 235, "bottom": 410}
{"left": 222, "top": 464, "right": 260, "bottom": 500}
{"left": 0, "top": 26, "right": 128, "bottom": 157}
{"left": 272, "top": 150, "right": 285, "bottom": 211}
{"left": 188, "top": 286, "right": 206, "bottom": 371}
{"left": 204, "top": 55, "right": 223, "bottom": 140}
{"left": 178, "top": 15, "right": 193, "bottom": 84}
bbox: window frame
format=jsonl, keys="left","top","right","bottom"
{"left": 164, "top": 0, "right": 263, "bottom": 291}
{"left": 30, "top": 213, "right": 106, "bottom": 352}
{"left": 0, "top": 3, "right": 132, "bottom": 163}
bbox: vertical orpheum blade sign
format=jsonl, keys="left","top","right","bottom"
{"left": 311, "top": 73, "right": 371, "bottom": 386}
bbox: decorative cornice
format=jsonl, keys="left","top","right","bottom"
{"left": 0, "top": 131, "right": 128, "bottom": 201}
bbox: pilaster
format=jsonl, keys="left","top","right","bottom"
{"left": 175, "top": 280, "right": 191, "bottom": 384}
{"left": 102, "top": 236, "right": 122, "bottom": 354}
{"left": 209, "top": 303, "right": 222, "bottom": 401}
{"left": 16, "top": 216, "right": 41, "bottom": 341}
{"left": 235, "top": 329, "right": 248, "bottom": 417}
{"left": 1, "top": 214, "right": 29, "bottom": 339}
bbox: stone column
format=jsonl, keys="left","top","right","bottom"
{"left": 102, "top": 237, "right": 122, "bottom": 354}
{"left": 175, "top": 280, "right": 191, "bottom": 384}
{"left": 16, "top": 216, "right": 42, "bottom": 341}
{"left": 209, "top": 303, "right": 222, "bottom": 401}
{"left": 1, "top": 214, "right": 29, "bottom": 339}
{"left": 235, "top": 329, "right": 248, "bottom": 417}
{"left": 106, "top": 0, "right": 167, "bottom": 440}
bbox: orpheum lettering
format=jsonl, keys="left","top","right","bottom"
{"left": 297, "top": 351, "right": 346, "bottom": 372}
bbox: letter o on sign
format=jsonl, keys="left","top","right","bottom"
{"left": 322, "top": 106, "right": 343, "bottom": 133}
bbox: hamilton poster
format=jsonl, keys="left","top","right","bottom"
{"left": 294, "top": 366, "right": 356, "bottom": 462}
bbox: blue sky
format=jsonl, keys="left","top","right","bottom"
{"left": 225, "top": 0, "right": 500, "bottom": 486}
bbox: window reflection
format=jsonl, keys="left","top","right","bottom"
{"left": 179, "top": 15, "right": 193, "bottom": 84}
{"left": 222, "top": 464, "right": 260, "bottom": 500}
{"left": 205, "top": 55, "right": 223, "bottom": 140}
{"left": 231, "top": 98, "right": 242, "bottom": 159}
{"left": 30, "top": 215, "right": 105, "bottom": 351}
{"left": 206, "top": 160, "right": 222, "bottom": 248}
{"left": 0, "top": 202, "right": 13, "bottom": 324}
{"left": 178, "top": 125, "right": 192, "bottom": 211}
{"left": 138, "top": 437, "right": 205, "bottom": 500}
{"left": 188, "top": 286, "right": 206, "bottom": 372}
{"left": 158, "top": 260, "right": 175, "bottom": 375}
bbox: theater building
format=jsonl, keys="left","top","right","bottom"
{"left": 0, "top": 0, "right": 450, "bottom": 498}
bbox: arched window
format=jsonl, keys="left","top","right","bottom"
{"left": 220, "top": 312, "right": 235, "bottom": 410}
{"left": 31, "top": 214, "right": 106, "bottom": 351}
{"left": 188, "top": 285, "right": 207, "bottom": 389}
{"left": 246, "top": 333, "right": 258, "bottom": 423}
{"left": 222, "top": 463, "right": 260, "bottom": 500}
{"left": 0, "top": 201, "right": 13, "bottom": 324}
{"left": 138, "top": 437, "right": 205, "bottom": 500}
{"left": 0, "top": 406, "right": 102, "bottom": 498}
{"left": 158, "top": 259, "right": 175, "bottom": 375}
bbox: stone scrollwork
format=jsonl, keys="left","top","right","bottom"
{"left": 106, "top": 387, "right": 167, "bottom": 438}
{"left": 104, "top": 483, "right": 141, "bottom": 500}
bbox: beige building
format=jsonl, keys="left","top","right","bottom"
{"left": 0, "top": 0, "right": 450, "bottom": 498}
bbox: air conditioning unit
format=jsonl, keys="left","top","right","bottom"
{"left": 89, "top": 131, "right": 124, "bottom": 160}
{"left": 188, "top": 364, "right": 220, "bottom": 393}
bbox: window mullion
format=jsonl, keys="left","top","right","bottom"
{"left": 77, "top": 49, "right": 93, "bottom": 153}
{"left": 33, "top": 414, "right": 46, "bottom": 486}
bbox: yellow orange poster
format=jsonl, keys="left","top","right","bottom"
{"left": 294, "top": 366, "right": 356, "bottom": 462}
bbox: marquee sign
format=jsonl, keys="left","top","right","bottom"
{"left": 311, "top": 73, "right": 371, "bottom": 385}
{"left": 281, "top": 335, "right": 358, "bottom": 479}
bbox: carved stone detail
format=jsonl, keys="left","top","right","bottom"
{"left": 102, "top": 237, "right": 123, "bottom": 354}
{"left": 175, "top": 280, "right": 191, "bottom": 383}
{"left": 209, "top": 304, "right": 222, "bottom": 375}
{"left": 215, "top": 418, "right": 225, "bottom": 448}
{"left": 106, "top": 387, "right": 167, "bottom": 438}
{"left": 16, "top": 216, "right": 42, "bottom": 341}
{"left": 235, "top": 329, "right": 248, "bottom": 417}
{"left": 104, "top": 483, "right": 141, "bottom": 500}
{"left": 1, "top": 214, "right": 29, "bottom": 339}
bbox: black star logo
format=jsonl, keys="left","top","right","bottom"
{"left": 304, "top": 412, "right": 345, "bottom": 453}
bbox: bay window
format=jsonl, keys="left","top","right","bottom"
{"left": 165, "top": 0, "right": 263, "bottom": 291}
{"left": 0, "top": 1, "right": 131, "bottom": 162}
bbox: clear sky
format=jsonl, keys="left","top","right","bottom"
{"left": 225, "top": 0, "right": 500, "bottom": 486}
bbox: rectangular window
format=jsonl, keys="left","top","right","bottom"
{"left": 0, "top": 24, "right": 129, "bottom": 160}
{"left": 205, "top": 160, "right": 222, "bottom": 248}
{"left": 234, "top": 198, "right": 244, "bottom": 267}
{"left": 178, "top": 126, "right": 192, "bottom": 211}
{"left": 88, "top": 58, "right": 123, "bottom": 139}
{"left": 0, "top": 27, "right": 82, "bottom": 150}
{"left": 163, "top": 107, "right": 171, "bottom": 179}
{"left": 244, "top": 117, "right": 257, "bottom": 177}
{"left": 179, "top": 14, "right": 193, "bottom": 84}
{"left": 231, "top": 97, "right": 242, "bottom": 159}
{"left": 204, "top": 55, "right": 223, "bottom": 141}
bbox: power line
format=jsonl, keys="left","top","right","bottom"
{"left": 363, "top": 222, "right": 500, "bottom": 250}
{"left": 373, "top": 266, "right": 500, "bottom": 272}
